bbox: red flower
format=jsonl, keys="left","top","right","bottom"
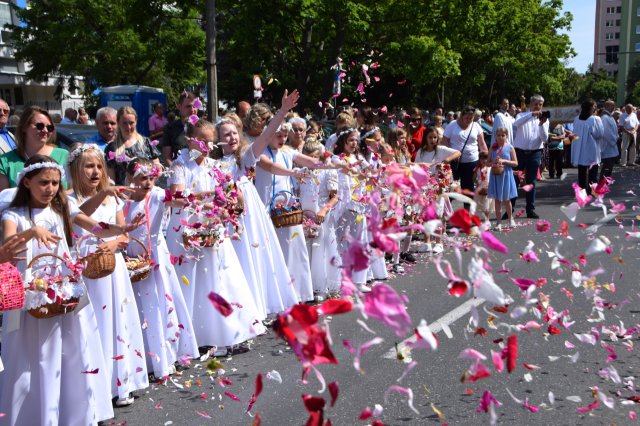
{"left": 449, "top": 208, "right": 481, "bottom": 235}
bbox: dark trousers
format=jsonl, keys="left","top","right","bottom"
{"left": 453, "top": 160, "right": 478, "bottom": 192}
{"left": 513, "top": 148, "right": 542, "bottom": 213}
{"left": 599, "top": 157, "right": 616, "bottom": 180}
{"left": 578, "top": 165, "right": 598, "bottom": 195}
{"left": 548, "top": 149, "right": 563, "bottom": 178}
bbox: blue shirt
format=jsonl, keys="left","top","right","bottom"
{"left": 91, "top": 134, "right": 110, "bottom": 151}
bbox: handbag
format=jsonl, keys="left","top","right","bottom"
{"left": 451, "top": 126, "right": 473, "bottom": 175}
{"left": 0, "top": 262, "right": 24, "bottom": 311}
{"left": 490, "top": 145, "right": 505, "bottom": 175}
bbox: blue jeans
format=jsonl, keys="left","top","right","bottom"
{"left": 514, "top": 148, "right": 542, "bottom": 213}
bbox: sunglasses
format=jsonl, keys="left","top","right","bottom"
{"left": 410, "top": 117, "right": 421, "bottom": 122}
{"left": 34, "top": 122, "right": 55, "bottom": 132}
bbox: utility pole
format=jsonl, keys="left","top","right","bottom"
{"left": 205, "top": 0, "right": 218, "bottom": 121}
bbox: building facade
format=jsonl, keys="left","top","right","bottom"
{"left": 594, "top": 0, "right": 622, "bottom": 79}
{"left": 0, "top": 0, "right": 82, "bottom": 115}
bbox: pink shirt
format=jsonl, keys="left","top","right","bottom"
{"left": 148, "top": 114, "right": 167, "bottom": 132}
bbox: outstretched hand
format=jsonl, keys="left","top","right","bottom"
{"left": 0, "top": 236, "right": 28, "bottom": 264}
{"left": 123, "top": 213, "right": 146, "bottom": 233}
{"left": 281, "top": 89, "right": 300, "bottom": 112}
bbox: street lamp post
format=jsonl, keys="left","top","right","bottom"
{"left": 206, "top": 0, "right": 218, "bottom": 121}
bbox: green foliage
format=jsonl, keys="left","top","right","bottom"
{"left": 10, "top": 0, "right": 576, "bottom": 110}
{"left": 9, "top": 0, "right": 206, "bottom": 103}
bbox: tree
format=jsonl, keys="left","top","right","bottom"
{"left": 9, "top": 0, "right": 206, "bottom": 103}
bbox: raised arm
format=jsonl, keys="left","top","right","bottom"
{"left": 252, "top": 90, "right": 300, "bottom": 158}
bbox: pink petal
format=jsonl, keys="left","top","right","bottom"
{"left": 481, "top": 231, "right": 509, "bottom": 253}
{"left": 491, "top": 350, "right": 504, "bottom": 373}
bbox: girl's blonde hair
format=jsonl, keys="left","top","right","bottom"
{"left": 386, "top": 128, "right": 410, "bottom": 163}
{"left": 113, "top": 106, "right": 141, "bottom": 157}
{"left": 69, "top": 144, "right": 110, "bottom": 200}
{"left": 244, "top": 103, "right": 273, "bottom": 134}
{"left": 302, "top": 139, "right": 324, "bottom": 157}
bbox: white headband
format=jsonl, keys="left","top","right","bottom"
{"left": 338, "top": 128, "right": 358, "bottom": 138}
{"left": 68, "top": 144, "right": 102, "bottom": 164}
{"left": 361, "top": 127, "right": 380, "bottom": 140}
{"left": 214, "top": 117, "right": 235, "bottom": 127}
{"left": 17, "top": 162, "right": 66, "bottom": 184}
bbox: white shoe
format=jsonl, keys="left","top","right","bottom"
{"left": 358, "top": 283, "right": 372, "bottom": 293}
{"left": 213, "top": 346, "right": 229, "bottom": 357}
{"left": 417, "top": 243, "right": 432, "bottom": 253}
{"left": 432, "top": 243, "right": 443, "bottom": 254}
{"left": 115, "top": 394, "right": 134, "bottom": 407}
{"left": 509, "top": 219, "right": 516, "bottom": 228}
{"left": 494, "top": 223, "right": 502, "bottom": 232}
{"left": 168, "top": 364, "right": 176, "bottom": 375}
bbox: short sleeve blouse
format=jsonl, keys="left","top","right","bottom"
{"left": 443, "top": 121, "right": 483, "bottom": 163}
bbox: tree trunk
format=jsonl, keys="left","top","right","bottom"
{"left": 295, "top": 22, "right": 313, "bottom": 114}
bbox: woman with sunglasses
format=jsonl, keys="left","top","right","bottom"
{"left": 0, "top": 106, "right": 68, "bottom": 190}
{"left": 404, "top": 107, "right": 425, "bottom": 161}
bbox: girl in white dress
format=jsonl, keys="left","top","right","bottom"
{"left": 0, "top": 155, "right": 143, "bottom": 426}
{"left": 123, "top": 159, "right": 199, "bottom": 376}
{"left": 165, "top": 128, "right": 265, "bottom": 356}
{"left": 254, "top": 123, "right": 323, "bottom": 303}
{"left": 67, "top": 144, "right": 149, "bottom": 406}
{"left": 212, "top": 90, "right": 301, "bottom": 318}
{"left": 299, "top": 140, "right": 341, "bottom": 300}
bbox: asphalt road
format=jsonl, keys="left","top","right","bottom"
{"left": 6, "top": 166, "right": 640, "bottom": 426}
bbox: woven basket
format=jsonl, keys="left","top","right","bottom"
{"left": 125, "top": 237, "right": 151, "bottom": 283}
{"left": 0, "top": 262, "right": 24, "bottom": 311}
{"left": 270, "top": 190, "right": 303, "bottom": 228}
{"left": 491, "top": 163, "right": 504, "bottom": 175}
{"left": 182, "top": 231, "right": 220, "bottom": 249}
{"left": 26, "top": 253, "right": 80, "bottom": 319}
{"left": 78, "top": 236, "right": 116, "bottom": 279}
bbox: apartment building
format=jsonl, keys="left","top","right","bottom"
{"left": 594, "top": 0, "right": 622, "bottom": 79}
{"left": 0, "top": 0, "right": 81, "bottom": 114}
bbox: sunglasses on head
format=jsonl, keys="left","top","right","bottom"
{"left": 35, "top": 123, "right": 55, "bottom": 132}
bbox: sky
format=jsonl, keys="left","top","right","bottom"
{"left": 561, "top": 0, "right": 596, "bottom": 73}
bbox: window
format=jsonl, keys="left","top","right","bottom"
{"left": 606, "top": 32, "right": 614, "bottom": 40}
{"left": 606, "top": 20, "right": 614, "bottom": 27}
{"left": 616, "top": 19, "right": 621, "bottom": 26}
{"left": 605, "top": 45, "right": 619, "bottom": 64}
{"left": 607, "top": 6, "right": 615, "bottom": 13}
{"left": 0, "top": 3, "right": 11, "bottom": 29}
{"left": 636, "top": 24, "right": 640, "bottom": 34}
{"left": 635, "top": 43, "right": 640, "bottom": 52}
{"left": 616, "top": 32, "right": 620, "bottom": 39}
{"left": 618, "top": 6, "right": 622, "bottom": 13}
{"left": 637, "top": 6, "right": 640, "bottom": 16}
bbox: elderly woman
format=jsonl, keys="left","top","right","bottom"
{"left": 571, "top": 99, "right": 603, "bottom": 194}
{"left": 0, "top": 106, "right": 68, "bottom": 190}
{"left": 105, "top": 106, "right": 161, "bottom": 185}
{"left": 441, "top": 105, "right": 488, "bottom": 193}
{"left": 287, "top": 116, "right": 307, "bottom": 151}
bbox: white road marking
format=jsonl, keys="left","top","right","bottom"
{"left": 383, "top": 298, "right": 486, "bottom": 359}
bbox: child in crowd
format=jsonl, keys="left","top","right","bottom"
{"left": 68, "top": 144, "right": 148, "bottom": 406}
{"left": 473, "top": 152, "right": 491, "bottom": 223}
{"left": 386, "top": 128, "right": 411, "bottom": 164}
{"left": 299, "top": 139, "right": 340, "bottom": 301}
{"left": 1, "top": 155, "right": 143, "bottom": 425}
{"left": 488, "top": 127, "right": 518, "bottom": 230}
{"left": 124, "top": 159, "right": 199, "bottom": 377}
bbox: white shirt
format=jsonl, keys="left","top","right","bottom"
{"left": 619, "top": 111, "right": 638, "bottom": 132}
{"left": 512, "top": 111, "right": 549, "bottom": 150}
{"left": 443, "top": 121, "right": 482, "bottom": 163}
{"left": 600, "top": 111, "right": 620, "bottom": 159}
{"left": 415, "top": 146, "right": 458, "bottom": 173}
{"left": 492, "top": 110, "right": 514, "bottom": 145}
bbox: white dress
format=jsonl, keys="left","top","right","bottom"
{"left": 254, "top": 147, "right": 314, "bottom": 302}
{"left": 70, "top": 195, "right": 149, "bottom": 400}
{"left": 0, "top": 206, "right": 114, "bottom": 425}
{"left": 166, "top": 150, "right": 266, "bottom": 347}
{"left": 125, "top": 187, "right": 199, "bottom": 377}
{"left": 299, "top": 168, "right": 341, "bottom": 294}
{"left": 216, "top": 149, "right": 299, "bottom": 316}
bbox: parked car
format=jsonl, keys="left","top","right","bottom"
{"left": 7, "top": 124, "right": 99, "bottom": 151}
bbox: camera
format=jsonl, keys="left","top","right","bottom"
{"left": 540, "top": 110, "right": 551, "bottom": 120}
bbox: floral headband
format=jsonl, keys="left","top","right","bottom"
{"left": 361, "top": 127, "right": 380, "bottom": 140}
{"left": 277, "top": 122, "right": 292, "bottom": 133}
{"left": 338, "top": 128, "right": 358, "bottom": 138}
{"left": 17, "top": 162, "right": 66, "bottom": 184}
{"left": 68, "top": 144, "right": 102, "bottom": 164}
{"left": 214, "top": 117, "right": 235, "bottom": 128}
{"left": 133, "top": 163, "right": 162, "bottom": 178}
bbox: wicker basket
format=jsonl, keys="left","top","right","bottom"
{"left": 182, "top": 231, "right": 220, "bottom": 249}
{"left": 77, "top": 236, "right": 116, "bottom": 279}
{"left": 26, "top": 253, "right": 80, "bottom": 319}
{"left": 0, "top": 262, "right": 24, "bottom": 311}
{"left": 270, "top": 190, "right": 303, "bottom": 228}
{"left": 302, "top": 210, "right": 320, "bottom": 239}
{"left": 491, "top": 163, "right": 504, "bottom": 175}
{"left": 125, "top": 237, "right": 151, "bottom": 283}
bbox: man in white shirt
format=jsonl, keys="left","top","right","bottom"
{"left": 0, "top": 98, "right": 16, "bottom": 154}
{"left": 511, "top": 94, "right": 549, "bottom": 219}
{"left": 600, "top": 100, "right": 620, "bottom": 179}
{"left": 618, "top": 104, "right": 637, "bottom": 167}
{"left": 492, "top": 98, "right": 514, "bottom": 145}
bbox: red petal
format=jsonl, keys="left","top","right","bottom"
{"left": 318, "top": 299, "right": 352, "bottom": 315}
{"left": 448, "top": 280, "right": 469, "bottom": 297}
{"left": 246, "top": 374, "right": 263, "bottom": 413}
{"left": 507, "top": 335, "right": 518, "bottom": 373}
{"left": 208, "top": 292, "right": 234, "bottom": 317}
{"left": 328, "top": 382, "right": 339, "bottom": 407}
{"left": 224, "top": 391, "right": 241, "bottom": 402}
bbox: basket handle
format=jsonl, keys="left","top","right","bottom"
{"left": 74, "top": 234, "right": 106, "bottom": 261}
{"left": 27, "top": 252, "right": 70, "bottom": 269}
{"left": 128, "top": 236, "right": 149, "bottom": 257}
{"left": 269, "top": 190, "right": 296, "bottom": 211}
